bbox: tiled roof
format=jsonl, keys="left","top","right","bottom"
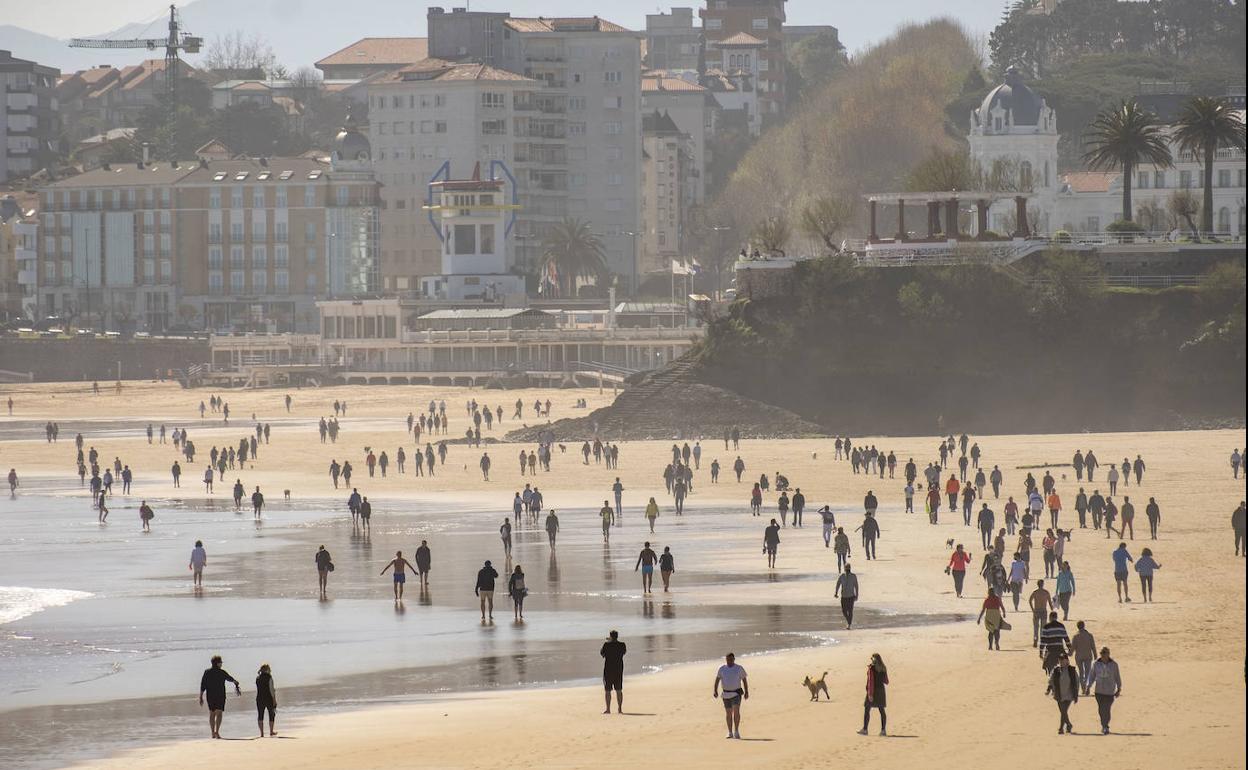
{"left": 713, "top": 32, "right": 766, "bottom": 47}
{"left": 316, "top": 37, "right": 429, "bottom": 67}
{"left": 376, "top": 59, "right": 537, "bottom": 84}
{"left": 504, "top": 16, "right": 631, "bottom": 33}
{"left": 1062, "top": 171, "right": 1117, "bottom": 193}
{"left": 44, "top": 163, "right": 198, "bottom": 188}
{"left": 642, "top": 75, "right": 707, "bottom": 93}
{"left": 418, "top": 308, "right": 551, "bottom": 319}
{"left": 178, "top": 158, "right": 332, "bottom": 184}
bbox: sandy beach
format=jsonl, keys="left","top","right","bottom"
{"left": 0, "top": 381, "right": 1243, "bottom": 770}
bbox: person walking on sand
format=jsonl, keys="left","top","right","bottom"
{"left": 645, "top": 497, "right": 660, "bottom": 533}
{"left": 978, "top": 503, "right": 995, "bottom": 550}
{"left": 856, "top": 512, "right": 880, "bottom": 560}
{"left": 251, "top": 486, "right": 264, "bottom": 519}
{"left": 734, "top": 456, "right": 745, "bottom": 483}
{"left": 190, "top": 540, "right": 207, "bottom": 587}
{"left": 763, "top": 519, "right": 781, "bottom": 568}
{"left": 380, "top": 550, "right": 417, "bottom": 601}
{"left": 1112, "top": 543, "right": 1134, "bottom": 603}
{"left": 476, "top": 560, "right": 499, "bottom": 621}
{"left": 947, "top": 543, "right": 972, "bottom": 598}
{"left": 835, "top": 564, "right": 859, "bottom": 629}
{"left": 601, "top": 630, "right": 628, "bottom": 714}
{"left": 659, "top": 546, "right": 675, "bottom": 592}
{"left": 1234, "top": 502, "right": 1246, "bottom": 556}
{"left": 1232, "top": 449, "right": 1242, "bottom": 479}
{"left": 500, "top": 517, "right": 513, "bottom": 556}
{"left": 613, "top": 477, "right": 624, "bottom": 517}
{"left": 1134, "top": 547, "right": 1161, "bottom": 602}
{"left": 545, "top": 510, "right": 560, "bottom": 548}
{"left": 139, "top": 500, "right": 154, "bottom": 532}
{"left": 1145, "top": 497, "right": 1161, "bottom": 540}
{"left": 1046, "top": 652, "right": 1080, "bottom": 734}
{"left": 255, "top": 664, "right": 277, "bottom": 737}
{"left": 315, "top": 545, "right": 333, "bottom": 597}
{"left": 819, "top": 505, "right": 837, "bottom": 547}
{"left": 1088, "top": 647, "right": 1122, "bottom": 734}
{"left": 977, "top": 587, "right": 1007, "bottom": 650}
{"left": 1055, "top": 561, "right": 1076, "bottom": 619}
{"left": 857, "top": 653, "right": 889, "bottom": 736}
{"left": 635, "top": 542, "right": 658, "bottom": 593}
{"left": 199, "top": 655, "right": 241, "bottom": 739}
{"left": 1120, "top": 496, "right": 1136, "bottom": 540}
{"left": 1028, "top": 579, "right": 1054, "bottom": 648}
{"left": 1072, "top": 621, "right": 1097, "bottom": 694}
{"left": 508, "top": 565, "right": 528, "bottom": 621}
{"left": 1039, "top": 611, "right": 1072, "bottom": 674}
{"left": 834, "top": 527, "right": 851, "bottom": 572}
{"left": 713, "top": 653, "right": 749, "bottom": 739}
{"left": 415, "top": 540, "right": 432, "bottom": 587}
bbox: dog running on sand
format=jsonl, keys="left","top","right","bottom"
{"left": 803, "top": 672, "right": 830, "bottom": 701}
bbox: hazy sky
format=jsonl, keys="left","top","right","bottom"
{"left": 10, "top": 0, "right": 998, "bottom": 53}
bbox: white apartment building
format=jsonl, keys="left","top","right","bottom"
{"left": 642, "top": 73, "right": 716, "bottom": 204}
{"left": 428, "top": 10, "right": 645, "bottom": 291}
{"left": 367, "top": 60, "right": 536, "bottom": 291}
{"left": 640, "top": 110, "right": 693, "bottom": 276}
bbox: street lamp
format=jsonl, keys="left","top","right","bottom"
{"left": 709, "top": 225, "right": 732, "bottom": 300}
{"left": 621, "top": 230, "right": 639, "bottom": 297}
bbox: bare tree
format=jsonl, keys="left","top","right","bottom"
{"left": 799, "top": 196, "right": 856, "bottom": 250}
{"left": 203, "top": 31, "right": 276, "bottom": 76}
{"left": 1167, "top": 189, "right": 1201, "bottom": 238}
{"left": 751, "top": 215, "right": 791, "bottom": 256}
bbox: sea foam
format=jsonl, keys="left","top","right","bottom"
{"left": 0, "top": 586, "right": 92, "bottom": 625}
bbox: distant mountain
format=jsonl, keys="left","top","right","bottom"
{"left": 0, "top": 25, "right": 126, "bottom": 72}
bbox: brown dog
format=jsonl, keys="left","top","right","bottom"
{"left": 803, "top": 671, "right": 830, "bottom": 701}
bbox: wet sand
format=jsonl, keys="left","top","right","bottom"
{"left": 0, "top": 381, "right": 1244, "bottom": 770}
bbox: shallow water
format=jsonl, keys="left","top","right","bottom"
{"left": 0, "top": 490, "right": 958, "bottom": 769}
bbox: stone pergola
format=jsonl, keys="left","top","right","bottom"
{"left": 864, "top": 191, "right": 1037, "bottom": 242}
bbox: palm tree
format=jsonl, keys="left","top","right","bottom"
{"left": 1172, "top": 96, "right": 1246, "bottom": 235}
{"left": 1083, "top": 100, "right": 1173, "bottom": 223}
{"left": 540, "top": 217, "right": 607, "bottom": 297}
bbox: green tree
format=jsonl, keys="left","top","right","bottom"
{"left": 787, "top": 31, "right": 847, "bottom": 100}
{"left": 540, "top": 218, "right": 607, "bottom": 296}
{"left": 1082, "top": 99, "right": 1172, "bottom": 222}
{"left": 1171, "top": 95, "right": 1246, "bottom": 234}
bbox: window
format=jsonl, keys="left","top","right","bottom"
{"left": 570, "top": 173, "right": 586, "bottom": 189}
{"left": 1218, "top": 207, "right": 1231, "bottom": 231}
{"left": 481, "top": 92, "right": 505, "bottom": 108}
{"left": 275, "top": 187, "right": 287, "bottom": 208}
{"left": 208, "top": 271, "right": 224, "bottom": 295}
{"left": 252, "top": 270, "right": 267, "bottom": 293}
{"left": 160, "top": 260, "right": 172, "bottom": 281}
{"left": 420, "top": 120, "right": 434, "bottom": 134}
{"left": 482, "top": 119, "right": 506, "bottom": 135}
{"left": 453, "top": 224, "right": 476, "bottom": 254}
{"left": 1218, "top": 169, "right": 1232, "bottom": 187}
{"left": 569, "top": 122, "right": 587, "bottom": 136}
{"left": 604, "top": 96, "right": 622, "bottom": 109}
{"left": 435, "top": 120, "right": 447, "bottom": 133}
{"left": 275, "top": 245, "right": 289, "bottom": 267}
{"left": 392, "top": 121, "right": 404, "bottom": 134}
{"left": 231, "top": 187, "right": 244, "bottom": 208}
{"left": 230, "top": 271, "right": 245, "bottom": 293}
{"left": 1154, "top": 171, "right": 1165, "bottom": 188}
{"left": 758, "top": 59, "right": 769, "bottom": 71}
{"left": 306, "top": 221, "right": 317, "bottom": 241}
{"left": 306, "top": 273, "right": 318, "bottom": 291}
{"left": 253, "top": 189, "right": 265, "bottom": 208}
{"left": 568, "top": 96, "right": 585, "bottom": 111}
{"left": 705, "top": 18, "right": 722, "bottom": 30}
{"left": 606, "top": 146, "right": 623, "bottom": 161}
{"left": 336, "top": 187, "right": 349, "bottom": 206}
{"left": 275, "top": 221, "right": 288, "bottom": 242}
{"left": 752, "top": 17, "right": 768, "bottom": 29}
{"left": 480, "top": 224, "right": 495, "bottom": 254}
{"left": 230, "top": 222, "right": 244, "bottom": 241}
{"left": 306, "top": 246, "right": 317, "bottom": 264}
{"left": 230, "top": 246, "right": 244, "bottom": 269}
{"left": 304, "top": 186, "right": 316, "bottom": 207}
{"left": 252, "top": 246, "right": 267, "bottom": 267}
{"left": 209, "top": 222, "right": 223, "bottom": 243}
{"left": 209, "top": 189, "right": 221, "bottom": 209}
{"left": 604, "top": 71, "right": 622, "bottom": 84}
{"left": 605, "top": 121, "right": 622, "bottom": 135}
{"left": 1180, "top": 170, "right": 1193, "bottom": 188}
{"left": 275, "top": 270, "right": 289, "bottom": 293}
{"left": 607, "top": 172, "right": 623, "bottom": 186}
{"left": 605, "top": 198, "right": 623, "bottom": 212}
{"left": 208, "top": 247, "right": 223, "bottom": 269}
{"left": 1137, "top": 171, "right": 1149, "bottom": 189}
{"left": 252, "top": 220, "right": 267, "bottom": 240}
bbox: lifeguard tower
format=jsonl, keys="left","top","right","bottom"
{"left": 421, "top": 163, "right": 525, "bottom": 301}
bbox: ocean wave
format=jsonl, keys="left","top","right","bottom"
{"left": 0, "top": 586, "right": 93, "bottom": 625}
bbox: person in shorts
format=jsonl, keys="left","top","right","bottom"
{"left": 635, "top": 542, "right": 658, "bottom": 593}
{"left": 713, "top": 652, "right": 749, "bottom": 739}
{"left": 380, "top": 550, "right": 417, "bottom": 601}
{"left": 601, "top": 630, "right": 627, "bottom": 714}
{"left": 198, "top": 655, "right": 241, "bottom": 738}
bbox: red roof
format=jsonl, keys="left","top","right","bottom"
{"left": 713, "top": 32, "right": 766, "bottom": 47}
{"left": 317, "top": 38, "right": 429, "bottom": 68}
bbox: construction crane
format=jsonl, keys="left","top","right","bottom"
{"left": 70, "top": 4, "right": 202, "bottom": 159}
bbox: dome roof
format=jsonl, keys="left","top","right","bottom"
{"left": 333, "top": 112, "right": 371, "bottom": 163}
{"left": 979, "top": 66, "right": 1044, "bottom": 126}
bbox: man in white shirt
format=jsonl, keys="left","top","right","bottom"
{"left": 712, "top": 653, "right": 749, "bottom": 739}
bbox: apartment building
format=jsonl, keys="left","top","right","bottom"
{"left": 641, "top": 72, "right": 716, "bottom": 202}
{"left": 644, "top": 8, "right": 703, "bottom": 71}
{"left": 366, "top": 58, "right": 536, "bottom": 291}
{"left": 33, "top": 124, "right": 379, "bottom": 332}
{"left": 699, "top": 0, "right": 786, "bottom": 122}
{"left": 56, "top": 60, "right": 198, "bottom": 144}
{"left": 0, "top": 192, "right": 38, "bottom": 317}
{"left": 1, "top": 51, "right": 60, "bottom": 184}
{"left": 640, "top": 110, "right": 693, "bottom": 277}
{"left": 428, "top": 9, "right": 645, "bottom": 291}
